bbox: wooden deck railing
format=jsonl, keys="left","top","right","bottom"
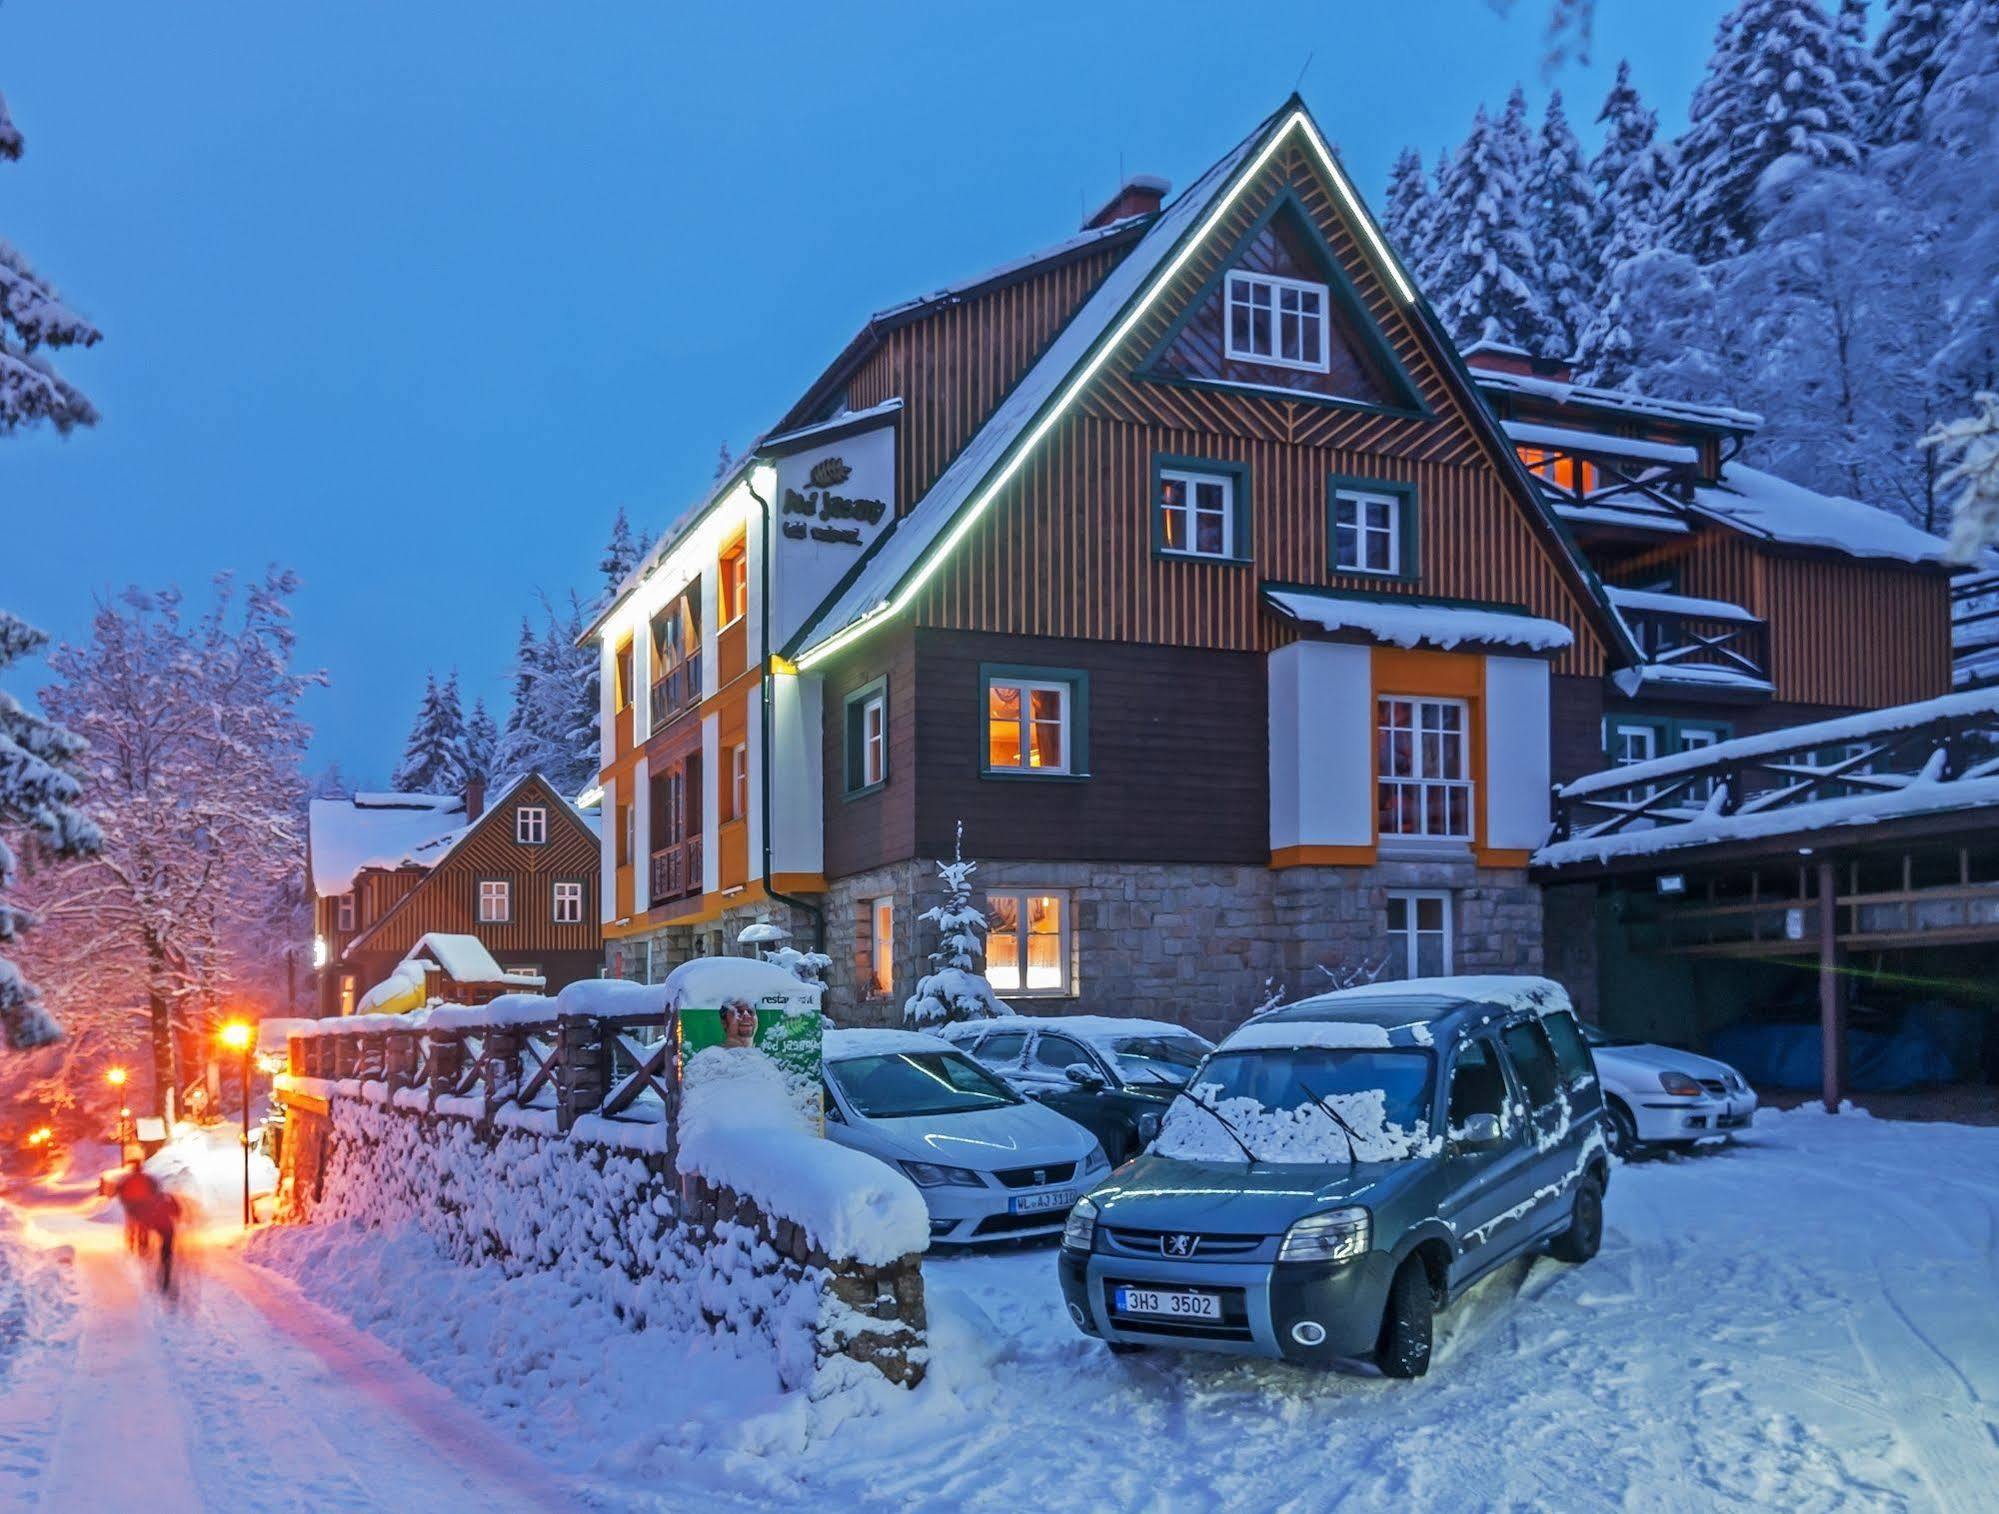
{"left": 1618, "top": 603, "right": 1769, "bottom": 686}
{"left": 649, "top": 653, "right": 702, "bottom": 728}
{"left": 650, "top": 836, "right": 702, "bottom": 903}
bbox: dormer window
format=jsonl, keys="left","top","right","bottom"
{"left": 516, "top": 805, "right": 547, "bottom": 845}
{"left": 1226, "top": 270, "right": 1328, "bottom": 372}
{"left": 335, "top": 894, "right": 355, "bottom": 932}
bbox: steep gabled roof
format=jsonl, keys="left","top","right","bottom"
{"left": 788, "top": 96, "right": 1632, "bottom": 669}
{"left": 308, "top": 791, "right": 465, "bottom": 897}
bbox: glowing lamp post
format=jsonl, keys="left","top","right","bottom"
{"left": 105, "top": 1066, "right": 132, "bottom": 1148}
{"left": 219, "top": 1019, "right": 255, "bottom": 1226}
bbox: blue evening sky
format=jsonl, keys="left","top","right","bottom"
{"left": 3, "top": 1, "right": 1732, "bottom": 782}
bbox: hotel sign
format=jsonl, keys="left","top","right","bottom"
{"left": 770, "top": 420, "right": 895, "bottom": 649}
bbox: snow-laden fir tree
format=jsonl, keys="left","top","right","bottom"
{"left": 902, "top": 822, "right": 1008, "bottom": 1028}
{"left": 1526, "top": 90, "right": 1601, "bottom": 359}
{"left": 1924, "top": 393, "right": 1999, "bottom": 558}
{"left": 1667, "top": 0, "right": 1863, "bottom": 260}
{"left": 598, "top": 507, "right": 654, "bottom": 607}
{"left": 1873, "top": 0, "right": 1957, "bottom": 145}
{"left": 0, "top": 612, "right": 100, "bottom": 1050}
{"left": 1381, "top": 147, "right": 1437, "bottom": 290}
{"left": 1833, "top": 0, "right": 1887, "bottom": 129}
{"left": 462, "top": 697, "right": 497, "bottom": 786}
{"left": 1576, "top": 63, "right": 1676, "bottom": 384}
{"left": 392, "top": 669, "right": 468, "bottom": 794}
{"left": 0, "top": 93, "right": 100, "bottom": 436}
{"left": 1427, "top": 100, "right": 1559, "bottom": 353}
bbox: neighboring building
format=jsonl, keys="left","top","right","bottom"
{"left": 584, "top": 97, "right": 1957, "bottom": 1040}
{"left": 353, "top": 933, "right": 548, "bottom": 1015}
{"left": 307, "top": 774, "right": 602, "bottom": 1016}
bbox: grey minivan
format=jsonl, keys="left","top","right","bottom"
{"left": 1058, "top": 976, "right": 1608, "bottom": 1378}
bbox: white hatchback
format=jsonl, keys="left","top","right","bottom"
{"left": 1582, "top": 1025, "right": 1758, "bottom": 1155}
{"left": 821, "top": 1029, "right": 1110, "bottom": 1245}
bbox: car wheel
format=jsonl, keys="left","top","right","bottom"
{"left": 1375, "top": 1257, "right": 1434, "bottom": 1379}
{"left": 1549, "top": 1172, "right": 1604, "bottom": 1265}
{"left": 1604, "top": 1100, "right": 1639, "bottom": 1159}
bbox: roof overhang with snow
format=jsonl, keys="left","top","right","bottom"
{"left": 1263, "top": 583, "right": 1574, "bottom": 655}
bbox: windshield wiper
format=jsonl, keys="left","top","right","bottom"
{"left": 1294, "top": 1077, "right": 1362, "bottom": 1179}
{"left": 1173, "top": 1086, "right": 1262, "bottom": 1164}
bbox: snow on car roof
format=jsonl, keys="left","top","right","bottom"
{"left": 944, "top": 1014, "right": 1212, "bottom": 1050}
{"left": 822, "top": 1028, "right": 959, "bottom": 1062}
{"left": 1275, "top": 975, "right": 1573, "bottom": 1024}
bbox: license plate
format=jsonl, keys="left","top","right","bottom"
{"left": 1009, "top": 1188, "right": 1075, "bottom": 1215}
{"left": 1114, "top": 1287, "right": 1220, "bottom": 1320}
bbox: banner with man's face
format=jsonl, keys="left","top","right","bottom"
{"left": 673, "top": 967, "right": 824, "bottom": 1130}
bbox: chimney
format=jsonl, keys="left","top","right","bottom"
{"left": 1083, "top": 174, "right": 1170, "bottom": 231}
{"left": 464, "top": 776, "right": 485, "bottom": 822}
{"left": 1463, "top": 339, "right": 1574, "bottom": 384}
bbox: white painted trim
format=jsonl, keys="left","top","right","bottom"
{"left": 598, "top": 776, "right": 617, "bottom": 925}
{"left": 1482, "top": 655, "right": 1552, "bottom": 852}
{"left": 1223, "top": 268, "right": 1331, "bottom": 373}
{"left": 630, "top": 756, "right": 651, "bottom": 914}
{"left": 1267, "top": 641, "right": 1373, "bottom": 851}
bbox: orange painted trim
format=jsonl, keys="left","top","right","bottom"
{"left": 1270, "top": 844, "right": 1378, "bottom": 868}
{"left": 1370, "top": 647, "right": 1490, "bottom": 852}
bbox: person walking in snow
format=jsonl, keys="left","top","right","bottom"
{"left": 114, "top": 1160, "right": 182, "bottom": 1295}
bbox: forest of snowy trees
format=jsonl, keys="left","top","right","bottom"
{"left": 1383, "top": 0, "right": 1999, "bottom": 538}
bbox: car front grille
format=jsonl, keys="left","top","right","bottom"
{"left": 994, "top": 1162, "right": 1077, "bottom": 1190}
{"left": 969, "top": 1209, "right": 1067, "bottom": 1237}
{"left": 1102, "top": 1226, "right": 1263, "bottom": 1260}
{"left": 1101, "top": 1280, "right": 1255, "bottom": 1341}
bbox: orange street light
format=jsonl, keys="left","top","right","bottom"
{"left": 219, "top": 1020, "right": 254, "bottom": 1052}
{"left": 26, "top": 1126, "right": 52, "bottom": 1147}
{"left": 105, "top": 1066, "right": 128, "bottom": 1088}
{"left": 218, "top": 1018, "right": 255, "bottom": 1227}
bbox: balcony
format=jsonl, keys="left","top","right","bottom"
{"left": 649, "top": 652, "right": 702, "bottom": 730}
{"left": 650, "top": 836, "right": 702, "bottom": 905}
{"left": 1607, "top": 587, "right": 1771, "bottom": 699}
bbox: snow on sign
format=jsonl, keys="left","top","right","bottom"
{"left": 769, "top": 413, "right": 895, "bottom": 649}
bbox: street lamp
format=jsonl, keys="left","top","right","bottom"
{"left": 219, "top": 1020, "right": 254, "bottom": 1227}
{"left": 105, "top": 1066, "right": 131, "bottom": 1149}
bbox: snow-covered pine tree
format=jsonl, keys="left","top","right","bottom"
{"left": 492, "top": 618, "right": 541, "bottom": 784}
{"left": 0, "top": 611, "right": 100, "bottom": 1050}
{"left": 392, "top": 669, "right": 469, "bottom": 794}
{"left": 462, "top": 697, "right": 497, "bottom": 786}
{"left": 1834, "top": 0, "right": 1888, "bottom": 129}
{"left": 1588, "top": 249, "right": 1735, "bottom": 403}
{"left": 1577, "top": 63, "right": 1676, "bottom": 384}
{"left": 1924, "top": 392, "right": 1999, "bottom": 557}
{"left": 599, "top": 507, "right": 654, "bottom": 607}
{"left": 1428, "top": 100, "right": 1559, "bottom": 353}
{"left": 902, "top": 822, "right": 1008, "bottom": 1028}
{"left": 1667, "top": 0, "right": 1863, "bottom": 260}
{"left": 0, "top": 93, "right": 101, "bottom": 436}
{"left": 1381, "top": 147, "right": 1437, "bottom": 290}
{"left": 1526, "top": 90, "right": 1601, "bottom": 359}
{"left": 1873, "top": 0, "right": 1957, "bottom": 145}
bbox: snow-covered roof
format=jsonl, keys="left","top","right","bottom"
{"left": 403, "top": 933, "right": 542, "bottom": 987}
{"left": 1264, "top": 585, "right": 1574, "bottom": 653}
{"left": 1501, "top": 419, "right": 1699, "bottom": 466}
{"left": 1690, "top": 465, "right": 1953, "bottom": 566}
{"left": 308, "top": 791, "right": 466, "bottom": 897}
{"left": 822, "top": 1028, "right": 958, "bottom": 1062}
{"left": 1474, "top": 368, "right": 1762, "bottom": 430}
{"left": 1604, "top": 584, "right": 1760, "bottom": 624}
{"left": 1287, "top": 974, "right": 1571, "bottom": 1019}
{"left": 867, "top": 215, "right": 1152, "bottom": 325}
{"left": 761, "top": 396, "right": 904, "bottom": 454}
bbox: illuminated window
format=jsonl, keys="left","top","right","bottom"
{"left": 1158, "top": 468, "right": 1237, "bottom": 558}
{"left": 1334, "top": 486, "right": 1404, "bottom": 575}
{"left": 731, "top": 741, "right": 749, "bottom": 819}
{"left": 516, "top": 806, "right": 547, "bottom": 845}
{"left": 1515, "top": 447, "right": 1599, "bottom": 494}
{"left": 339, "top": 974, "right": 357, "bottom": 1016}
{"left": 984, "top": 670, "right": 1084, "bottom": 776}
{"left": 844, "top": 678, "right": 889, "bottom": 793}
{"left": 1225, "top": 270, "right": 1328, "bottom": 371}
{"left": 334, "top": 894, "right": 355, "bottom": 932}
{"left": 1378, "top": 697, "right": 1472, "bottom": 839}
{"left": 477, "top": 879, "right": 512, "bottom": 923}
{"left": 614, "top": 638, "right": 635, "bottom": 711}
{"left": 552, "top": 880, "right": 584, "bottom": 924}
{"left": 868, "top": 896, "right": 894, "bottom": 998}
{"left": 1386, "top": 892, "right": 1452, "bottom": 979}
{"left": 985, "top": 889, "right": 1071, "bottom": 996}
{"left": 719, "top": 535, "right": 749, "bottom": 625}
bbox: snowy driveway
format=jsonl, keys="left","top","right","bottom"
{"left": 6, "top": 1106, "right": 1997, "bottom": 1512}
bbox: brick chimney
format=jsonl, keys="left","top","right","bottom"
{"left": 1463, "top": 339, "right": 1574, "bottom": 384}
{"left": 1083, "top": 174, "right": 1170, "bottom": 231}
{"left": 464, "top": 776, "right": 485, "bottom": 822}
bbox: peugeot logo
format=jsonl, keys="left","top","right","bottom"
{"left": 1162, "top": 1233, "right": 1197, "bottom": 1258}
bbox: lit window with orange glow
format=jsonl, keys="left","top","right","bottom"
{"left": 985, "top": 889, "right": 1071, "bottom": 995}
{"left": 986, "top": 678, "right": 1070, "bottom": 773}
{"left": 718, "top": 535, "right": 749, "bottom": 626}
{"left": 1515, "top": 447, "right": 1598, "bottom": 494}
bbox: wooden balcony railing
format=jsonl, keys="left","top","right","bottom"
{"left": 650, "top": 835, "right": 702, "bottom": 904}
{"left": 649, "top": 653, "right": 702, "bottom": 728}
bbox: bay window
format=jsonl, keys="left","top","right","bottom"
{"left": 1378, "top": 697, "right": 1472, "bottom": 840}
{"left": 985, "top": 889, "right": 1070, "bottom": 996}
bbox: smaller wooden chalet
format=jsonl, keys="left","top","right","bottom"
{"left": 307, "top": 773, "right": 601, "bottom": 1017}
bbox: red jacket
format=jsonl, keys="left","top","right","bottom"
{"left": 116, "top": 1171, "right": 179, "bottom": 1234}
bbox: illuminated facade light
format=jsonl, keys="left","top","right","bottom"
{"left": 311, "top": 934, "right": 328, "bottom": 969}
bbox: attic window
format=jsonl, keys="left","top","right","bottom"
{"left": 516, "top": 806, "right": 547, "bottom": 845}
{"left": 1225, "top": 270, "right": 1328, "bottom": 372}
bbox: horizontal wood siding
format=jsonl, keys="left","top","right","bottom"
{"left": 844, "top": 245, "right": 1132, "bottom": 515}
{"left": 820, "top": 624, "right": 918, "bottom": 879}
{"left": 911, "top": 628, "right": 1267, "bottom": 865}
{"left": 901, "top": 142, "right": 1605, "bottom": 678}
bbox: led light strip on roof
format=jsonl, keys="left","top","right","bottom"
{"left": 795, "top": 109, "right": 1413, "bottom": 671}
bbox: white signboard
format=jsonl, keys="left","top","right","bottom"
{"left": 770, "top": 421, "right": 895, "bottom": 650}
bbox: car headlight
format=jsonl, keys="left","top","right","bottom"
{"left": 1277, "top": 1206, "right": 1371, "bottom": 1264}
{"left": 1657, "top": 1071, "right": 1705, "bottom": 1097}
{"left": 1081, "top": 1142, "right": 1111, "bottom": 1176}
{"left": 898, "top": 1160, "right": 985, "bottom": 1188}
{"left": 1063, "top": 1194, "right": 1098, "bottom": 1251}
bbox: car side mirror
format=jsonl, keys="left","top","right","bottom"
{"left": 1062, "top": 1063, "right": 1104, "bottom": 1090}
{"left": 821, "top": 1094, "right": 845, "bottom": 1124}
{"left": 1453, "top": 1112, "right": 1503, "bottom": 1150}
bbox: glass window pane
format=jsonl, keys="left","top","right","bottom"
{"left": 1415, "top": 896, "right": 1444, "bottom": 931}
{"left": 1195, "top": 481, "right": 1225, "bottom": 511}
{"left": 1364, "top": 499, "right": 1391, "bottom": 529}
{"left": 1336, "top": 524, "right": 1357, "bottom": 567}
{"left": 1161, "top": 504, "right": 1184, "bottom": 549}
{"left": 1365, "top": 532, "right": 1391, "bottom": 571}
{"left": 1195, "top": 511, "right": 1224, "bottom": 555}
{"left": 1030, "top": 717, "right": 1063, "bottom": 769}
{"left": 1386, "top": 896, "right": 1407, "bottom": 932}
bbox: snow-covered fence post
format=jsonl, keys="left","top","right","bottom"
{"left": 332, "top": 1033, "right": 359, "bottom": 1082}
{"left": 481, "top": 1030, "right": 522, "bottom": 1118}
{"left": 358, "top": 1030, "right": 387, "bottom": 1083}
{"left": 425, "top": 1028, "right": 463, "bottom": 1109}
{"left": 554, "top": 1012, "right": 608, "bottom": 1133}
{"left": 383, "top": 1029, "right": 417, "bottom": 1095}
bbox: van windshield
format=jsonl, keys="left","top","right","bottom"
{"left": 1155, "top": 1048, "right": 1437, "bottom": 1165}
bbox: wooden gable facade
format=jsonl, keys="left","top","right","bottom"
{"left": 333, "top": 774, "right": 601, "bottom": 1010}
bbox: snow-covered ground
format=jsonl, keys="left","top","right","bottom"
{"left": 4, "top": 1106, "right": 1998, "bottom": 1511}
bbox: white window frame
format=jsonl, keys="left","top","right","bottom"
{"left": 985, "top": 678, "right": 1073, "bottom": 775}
{"left": 1224, "top": 269, "right": 1330, "bottom": 372}
{"left": 1610, "top": 722, "right": 1659, "bottom": 768}
{"left": 982, "top": 887, "right": 1072, "bottom": 997}
{"left": 861, "top": 692, "right": 887, "bottom": 788}
{"left": 1334, "top": 487, "right": 1403, "bottom": 576}
{"left": 1386, "top": 890, "right": 1453, "bottom": 979}
{"left": 1158, "top": 467, "right": 1237, "bottom": 560}
{"left": 335, "top": 893, "right": 355, "bottom": 932}
{"left": 731, "top": 741, "right": 749, "bottom": 819}
{"left": 477, "top": 878, "right": 512, "bottom": 924}
{"left": 1378, "top": 696, "right": 1473, "bottom": 839}
{"left": 868, "top": 895, "right": 894, "bottom": 999}
{"left": 515, "top": 805, "right": 548, "bottom": 845}
{"left": 552, "top": 880, "right": 584, "bottom": 925}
